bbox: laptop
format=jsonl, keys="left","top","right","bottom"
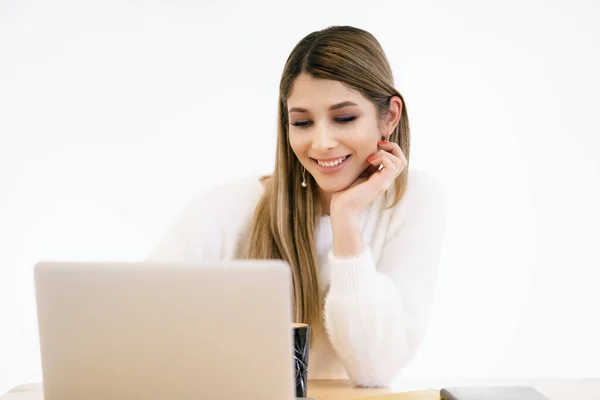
{"left": 34, "top": 260, "right": 300, "bottom": 400}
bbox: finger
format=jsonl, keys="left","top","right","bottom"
{"left": 377, "top": 140, "right": 406, "bottom": 161}
{"left": 366, "top": 157, "right": 386, "bottom": 174}
{"left": 374, "top": 148, "right": 406, "bottom": 173}
{"left": 379, "top": 154, "right": 397, "bottom": 173}
{"left": 364, "top": 155, "right": 396, "bottom": 195}
{"left": 364, "top": 154, "right": 394, "bottom": 179}
{"left": 372, "top": 153, "right": 401, "bottom": 185}
{"left": 367, "top": 150, "right": 396, "bottom": 169}
{"left": 381, "top": 149, "right": 405, "bottom": 171}
{"left": 366, "top": 150, "right": 386, "bottom": 166}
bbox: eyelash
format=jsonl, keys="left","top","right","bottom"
{"left": 291, "top": 116, "right": 357, "bottom": 127}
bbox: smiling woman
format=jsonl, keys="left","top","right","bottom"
{"left": 286, "top": 74, "right": 404, "bottom": 210}
{"left": 147, "top": 25, "right": 447, "bottom": 387}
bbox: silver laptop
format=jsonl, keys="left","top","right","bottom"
{"left": 34, "top": 260, "right": 297, "bottom": 400}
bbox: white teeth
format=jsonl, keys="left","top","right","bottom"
{"left": 317, "top": 156, "right": 347, "bottom": 167}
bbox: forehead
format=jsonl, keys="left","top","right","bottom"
{"left": 287, "top": 73, "right": 366, "bottom": 109}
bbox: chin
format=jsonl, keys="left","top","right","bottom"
{"left": 313, "top": 174, "right": 358, "bottom": 194}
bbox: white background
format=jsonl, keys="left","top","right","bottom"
{"left": 1, "top": 0, "right": 599, "bottom": 394}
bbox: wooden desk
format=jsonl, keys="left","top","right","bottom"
{"left": 1, "top": 381, "right": 436, "bottom": 400}
{"left": 3, "top": 378, "right": 600, "bottom": 400}
{"left": 308, "top": 379, "right": 437, "bottom": 399}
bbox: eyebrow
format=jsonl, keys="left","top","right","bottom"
{"left": 288, "top": 101, "right": 359, "bottom": 113}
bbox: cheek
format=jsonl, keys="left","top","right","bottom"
{"left": 342, "top": 126, "right": 380, "bottom": 154}
{"left": 288, "top": 133, "right": 308, "bottom": 158}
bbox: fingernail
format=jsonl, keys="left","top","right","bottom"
{"left": 378, "top": 141, "right": 388, "bottom": 145}
{"left": 366, "top": 154, "right": 376, "bottom": 162}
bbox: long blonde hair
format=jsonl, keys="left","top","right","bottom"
{"left": 245, "top": 26, "right": 411, "bottom": 327}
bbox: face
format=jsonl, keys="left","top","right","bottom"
{"left": 287, "top": 73, "right": 383, "bottom": 194}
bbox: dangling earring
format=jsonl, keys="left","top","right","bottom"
{"left": 301, "top": 166, "right": 307, "bottom": 188}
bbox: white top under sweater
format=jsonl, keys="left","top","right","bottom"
{"left": 146, "top": 169, "right": 447, "bottom": 387}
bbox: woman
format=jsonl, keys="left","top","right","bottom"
{"left": 148, "top": 25, "right": 447, "bottom": 387}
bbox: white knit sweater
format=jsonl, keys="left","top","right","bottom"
{"left": 146, "top": 169, "right": 447, "bottom": 387}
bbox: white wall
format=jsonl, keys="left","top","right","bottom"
{"left": 1, "top": 0, "right": 599, "bottom": 394}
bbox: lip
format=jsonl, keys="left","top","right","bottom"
{"left": 310, "top": 155, "right": 351, "bottom": 174}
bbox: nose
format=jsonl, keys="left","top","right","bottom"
{"left": 311, "top": 124, "right": 337, "bottom": 152}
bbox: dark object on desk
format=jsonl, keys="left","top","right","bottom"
{"left": 293, "top": 323, "right": 311, "bottom": 398}
{"left": 440, "top": 385, "right": 551, "bottom": 400}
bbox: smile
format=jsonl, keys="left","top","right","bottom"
{"left": 310, "top": 155, "right": 351, "bottom": 174}
{"left": 314, "top": 155, "right": 349, "bottom": 167}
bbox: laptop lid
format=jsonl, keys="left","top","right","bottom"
{"left": 34, "top": 260, "right": 296, "bottom": 400}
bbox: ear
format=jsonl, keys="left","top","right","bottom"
{"left": 385, "top": 96, "right": 403, "bottom": 139}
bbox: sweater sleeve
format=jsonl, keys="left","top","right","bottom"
{"left": 145, "top": 193, "right": 223, "bottom": 263}
{"left": 322, "top": 172, "right": 447, "bottom": 387}
{"left": 145, "top": 176, "right": 264, "bottom": 263}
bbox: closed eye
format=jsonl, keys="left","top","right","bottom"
{"left": 291, "top": 120, "right": 312, "bottom": 127}
{"left": 290, "top": 116, "right": 357, "bottom": 127}
{"left": 335, "top": 116, "right": 357, "bottom": 123}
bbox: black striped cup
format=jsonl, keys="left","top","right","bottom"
{"left": 292, "top": 323, "right": 311, "bottom": 398}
